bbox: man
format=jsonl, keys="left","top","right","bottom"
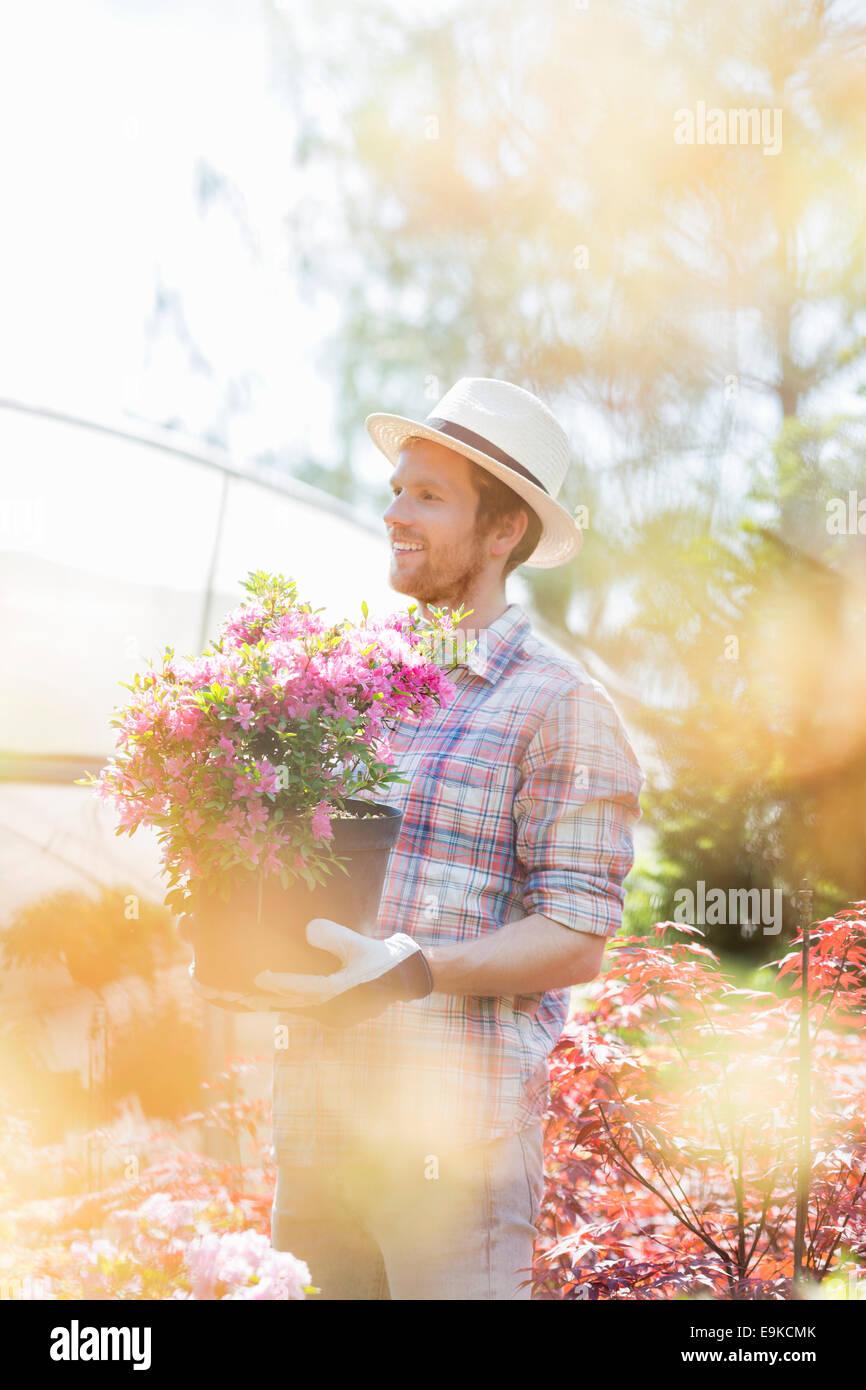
{"left": 203, "top": 378, "right": 644, "bottom": 1299}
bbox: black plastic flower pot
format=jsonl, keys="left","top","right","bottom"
{"left": 186, "top": 800, "right": 403, "bottom": 993}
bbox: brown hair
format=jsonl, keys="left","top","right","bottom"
{"left": 468, "top": 460, "right": 542, "bottom": 577}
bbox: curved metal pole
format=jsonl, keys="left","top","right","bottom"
{"left": 198, "top": 470, "right": 230, "bottom": 653}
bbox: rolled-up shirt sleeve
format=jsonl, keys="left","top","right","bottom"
{"left": 513, "top": 678, "right": 644, "bottom": 938}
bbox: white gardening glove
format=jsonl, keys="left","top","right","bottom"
{"left": 254, "top": 918, "right": 425, "bottom": 1005}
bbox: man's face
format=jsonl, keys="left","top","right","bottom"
{"left": 383, "top": 438, "right": 492, "bottom": 608}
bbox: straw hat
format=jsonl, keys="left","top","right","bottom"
{"left": 365, "top": 377, "right": 582, "bottom": 568}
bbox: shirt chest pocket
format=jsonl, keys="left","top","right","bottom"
{"left": 414, "top": 753, "right": 514, "bottom": 833}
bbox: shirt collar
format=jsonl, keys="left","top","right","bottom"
{"left": 451, "top": 603, "right": 531, "bottom": 685}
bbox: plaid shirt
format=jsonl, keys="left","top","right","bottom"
{"left": 272, "top": 602, "right": 644, "bottom": 1164}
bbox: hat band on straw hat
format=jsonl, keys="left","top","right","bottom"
{"left": 424, "top": 417, "right": 550, "bottom": 496}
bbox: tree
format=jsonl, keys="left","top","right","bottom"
{"left": 266, "top": 0, "right": 866, "bottom": 941}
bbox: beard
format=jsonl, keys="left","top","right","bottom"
{"left": 389, "top": 526, "right": 490, "bottom": 610}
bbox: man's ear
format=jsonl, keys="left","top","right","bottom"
{"left": 513, "top": 506, "right": 531, "bottom": 548}
{"left": 491, "top": 507, "right": 529, "bottom": 556}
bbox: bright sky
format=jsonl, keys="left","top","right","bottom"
{"left": 3, "top": 0, "right": 859, "bottom": 532}
{"left": 0, "top": 0, "right": 346, "bottom": 467}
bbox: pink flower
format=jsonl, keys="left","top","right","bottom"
{"left": 254, "top": 759, "right": 281, "bottom": 797}
{"left": 232, "top": 773, "right": 256, "bottom": 800}
{"left": 115, "top": 804, "right": 147, "bottom": 831}
{"left": 186, "top": 1233, "right": 221, "bottom": 1300}
{"left": 238, "top": 835, "right": 262, "bottom": 865}
{"left": 137, "top": 1194, "right": 200, "bottom": 1233}
{"left": 262, "top": 845, "right": 282, "bottom": 875}
{"left": 70, "top": 1237, "right": 119, "bottom": 1265}
{"left": 186, "top": 1230, "right": 310, "bottom": 1301}
{"left": 177, "top": 848, "right": 201, "bottom": 875}
{"left": 94, "top": 775, "right": 116, "bottom": 805}
{"left": 311, "top": 801, "right": 332, "bottom": 842}
{"left": 235, "top": 701, "right": 254, "bottom": 731}
{"left": 246, "top": 802, "right": 269, "bottom": 831}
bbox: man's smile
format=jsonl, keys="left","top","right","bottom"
{"left": 391, "top": 539, "right": 426, "bottom": 556}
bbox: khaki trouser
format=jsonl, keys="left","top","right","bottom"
{"left": 271, "top": 1122, "right": 545, "bottom": 1301}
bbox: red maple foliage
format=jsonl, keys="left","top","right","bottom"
{"left": 534, "top": 905, "right": 866, "bottom": 1299}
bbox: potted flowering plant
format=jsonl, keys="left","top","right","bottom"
{"left": 83, "top": 572, "right": 464, "bottom": 994}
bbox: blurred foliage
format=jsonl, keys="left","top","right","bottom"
{"left": 260, "top": 0, "right": 866, "bottom": 955}
{"left": 1, "top": 887, "right": 204, "bottom": 1137}
{"left": 105, "top": 999, "right": 205, "bottom": 1120}
{"left": 1, "top": 885, "right": 188, "bottom": 992}
{"left": 0, "top": 1001, "right": 206, "bottom": 1143}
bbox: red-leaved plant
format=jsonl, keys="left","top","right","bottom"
{"left": 536, "top": 904, "right": 866, "bottom": 1299}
